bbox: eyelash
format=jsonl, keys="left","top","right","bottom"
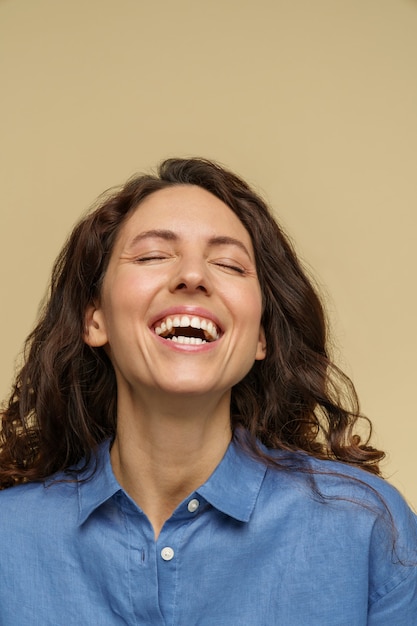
{"left": 134, "top": 256, "right": 247, "bottom": 275}
{"left": 214, "top": 262, "right": 246, "bottom": 275}
{"left": 135, "top": 255, "right": 170, "bottom": 263}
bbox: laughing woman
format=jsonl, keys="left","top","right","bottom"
{"left": 0, "top": 158, "right": 416, "bottom": 625}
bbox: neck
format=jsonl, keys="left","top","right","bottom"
{"left": 110, "top": 390, "right": 232, "bottom": 540}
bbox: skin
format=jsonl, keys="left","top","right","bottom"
{"left": 84, "top": 185, "right": 266, "bottom": 539}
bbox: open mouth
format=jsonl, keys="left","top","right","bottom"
{"left": 154, "top": 314, "right": 220, "bottom": 345}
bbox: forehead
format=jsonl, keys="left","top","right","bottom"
{"left": 116, "top": 185, "right": 253, "bottom": 248}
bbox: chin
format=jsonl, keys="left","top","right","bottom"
{"left": 156, "top": 378, "right": 227, "bottom": 399}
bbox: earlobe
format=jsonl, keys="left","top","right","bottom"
{"left": 83, "top": 304, "right": 108, "bottom": 347}
{"left": 255, "top": 326, "right": 267, "bottom": 361}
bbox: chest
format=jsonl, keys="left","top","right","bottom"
{"left": 1, "top": 498, "right": 370, "bottom": 625}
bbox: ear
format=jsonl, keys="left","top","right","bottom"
{"left": 83, "top": 303, "right": 108, "bottom": 347}
{"left": 255, "top": 326, "right": 267, "bottom": 361}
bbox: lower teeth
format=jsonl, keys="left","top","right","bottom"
{"left": 168, "top": 336, "right": 206, "bottom": 345}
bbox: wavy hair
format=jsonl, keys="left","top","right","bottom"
{"left": 0, "top": 158, "right": 384, "bottom": 488}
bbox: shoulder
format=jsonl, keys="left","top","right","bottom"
{"left": 263, "top": 448, "right": 415, "bottom": 515}
{"left": 0, "top": 477, "right": 79, "bottom": 529}
{"left": 264, "top": 452, "right": 417, "bottom": 564}
{"left": 258, "top": 449, "right": 417, "bottom": 555}
{"left": 0, "top": 440, "right": 112, "bottom": 519}
{"left": 305, "top": 455, "right": 416, "bottom": 521}
{"left": 261, "top": 450, "right": 417, "bottom": 612}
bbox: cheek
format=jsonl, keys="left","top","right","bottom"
{"left": 100, "top": 270, "right": 165, "bottom": 338}
{"left": 224, "top": 283, "right": 263, "bottom": 331}
{"left": 240, "top": 284, "right": 263, "bottom": 319}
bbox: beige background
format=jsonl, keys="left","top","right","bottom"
{"left": 1, "top": 0, "right": 416, "bottom": 506}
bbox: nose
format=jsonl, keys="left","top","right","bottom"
{"left": 169, "top": 255, "right": 211, "bottom": 295}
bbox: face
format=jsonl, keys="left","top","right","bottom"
{"left": 84, "top": 185, "right": 266, "bottom": 404}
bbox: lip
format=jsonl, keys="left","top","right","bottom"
{"left": 152, "top": 332, "right": 221, "bottom": 353}
{"left": 149, "top": 306, "right": 224, "bottom": 333}
{"left": 149, "top": 305, "right": 224, "bottom": 352}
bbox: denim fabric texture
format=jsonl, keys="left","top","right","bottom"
{"left": 1, "top": 438, "right": 416, "bottom": 625}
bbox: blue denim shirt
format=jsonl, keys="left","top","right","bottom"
{"left": 1, "top": 438, "right": 416, "bottom": 625}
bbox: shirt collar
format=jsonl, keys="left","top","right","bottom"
{"left": 77, "top": 440, "right": 121, "bottom": 526}
{"left": 197, "top": 438, "right": 267, "bottom": 522}
{"left": 77, "top": 436, "right": 268, "bottom": 526}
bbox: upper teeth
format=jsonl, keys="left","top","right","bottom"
{"left": 154, "top": 315, "right": 220, "bottom": 342}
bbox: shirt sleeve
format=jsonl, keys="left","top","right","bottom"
{"left": 368, "top": 566, "right": 417, "bottom": 625}
{"left": 368, "top": 506, "right": 417, "bottom": 625}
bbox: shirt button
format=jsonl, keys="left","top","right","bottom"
{"left": 161, "top": 547, "right": 174, "bottom": 561}
{"left": 188, "top": 498, "right": 200, "bottom": 513}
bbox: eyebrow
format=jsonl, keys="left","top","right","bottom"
{"left": 128, "top": 229, "right": 177, "bottom": 248}
{"left": 127, "top": 230, "right": 253, "bottom": 259}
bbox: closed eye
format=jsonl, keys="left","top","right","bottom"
{"left": 213, "top": 261, "right": 246, "bottom": 275}
{"left": 134, "top": 254, "right": 172, "bottom": 263}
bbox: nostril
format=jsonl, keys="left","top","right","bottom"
{"left": 175, "top": 282, "right": 208, "bottom": 292}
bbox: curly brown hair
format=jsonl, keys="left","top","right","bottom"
{"left": 0, "top": 158, "right": 384, "bottom": 488}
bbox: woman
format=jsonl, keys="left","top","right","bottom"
{"left": 1, "top": 158, "right": 416, "bottom": 625}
